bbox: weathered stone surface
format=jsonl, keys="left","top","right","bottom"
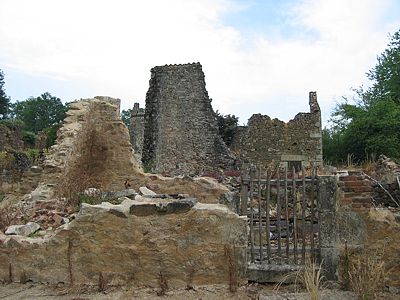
{"left": 139, "top": 186, "right": 157, "bottom": 196}
{"left": 101, "top": 189, "right": 136, "bottom": 200}
{"left": 23, "top": 97, "right": 143, "bottom": 202}
{"left": 0, "top": 123, "right": 24, "bottom": 151}
{"left": 0, "top": 198, "right": 247, "bottom": 288}
{"left": 30, "top": 166, "right": 43, "bottom": 173}
{"left": 5, "top": 222, "right": 40, "bottom": 236}
{"left": 130, "top": 102, "right": 145, "bottom": 163}
{"left": 231, "top": 92, "right": 322, "bottom": 168}
{"left": 129, "top": 198, "right": 197, "bottom": 216}
{"left": 142, "top": 63, "right": 235, "bottom": 176}
{"left": 247, "top": 263, "right": 301, "bottom": 283}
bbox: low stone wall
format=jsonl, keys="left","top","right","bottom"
{"left": 0, "top": 198, "right": 247, "bottom": 288}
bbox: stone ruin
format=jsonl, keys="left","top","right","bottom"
{"left": 131, "top": 63, "right": 322, "bottom": 175}
{"left": 130, "top": 102, "right": 145, "bottom": 164}
{"left": 141, "top": 63, "right": 235, "bottom": 176}
{"left": 0, "top": 96, "right": 248, "bottom": 288}
{"left": 231, "top": 91, "right": 322, "bottom": 169}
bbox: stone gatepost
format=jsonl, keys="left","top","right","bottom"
{"left": 318, "top": 175, "right": 339, "bottom": 280}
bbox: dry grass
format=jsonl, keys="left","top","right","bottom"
{"left": 302, "top": 260, "right": 325, "bottom": 300}
{"left": 224, "top": 244, "right": 238, "bottom": 293}
{"left": 347, "top": 251, "right": 386, "bottom": 299}
{"left": 274, "top": 259, "right": 325, "bottom": 300}
{"left": 58, "top": 103, "right": 113, "bottom": 206}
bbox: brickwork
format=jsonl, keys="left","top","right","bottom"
{"left": 231, "top": 92, "right": 322, "bottom": 168}
{"left": 338, "top": 171, "right": 374, "bottom": 210}
{"left": 142, "top": 63, "right": 234, "bottom": 175}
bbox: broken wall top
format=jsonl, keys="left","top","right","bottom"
{"left": 232, "top": 91, "right": 322, "bottom": 167}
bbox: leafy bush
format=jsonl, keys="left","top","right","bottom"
{"left": 22, "top": 131, "right": 36, "bottom": 148}
{"left": 0, "top": 119, "right": 24, "bottom": 130}
{"left": 25, "top": 148, "right": 39, "bottom": 163}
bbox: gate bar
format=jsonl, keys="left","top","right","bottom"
{"left": 301, "top": 165, "right": 306, "bottom": 264}
{"left": 284, "top": 164, "right": 290, "bottom": 261}
{"left": 310, "top": 166, "right": 316, "bottom": 261}
{"left": 249, "top": 168, "right": 255, "bottom": 263}
{"left": 292, "top": 166, "right": 298, "bottom": 265}
{"left": 266, "top": 169, "right": 271, "bottom": 263}
{"left": 258, "top": 166, "right": 263, "bottom": 263}
{"left": 276, "top": 165, "right": 282, "bottom": 263}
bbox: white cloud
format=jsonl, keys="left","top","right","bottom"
{"left": 0, "top": 0, "right": 399, "bottom": 125}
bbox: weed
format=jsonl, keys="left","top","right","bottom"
{"left": 78, "top": 194, "right": 99, "bottom": 205}
{"left": 157, "top": 271, "right": 168, "bottom": 296}
{"left": 185, "top": 267, "right": 195, "bottom": 291}
{"left": 347, "top": 250, "right": 386, "bottom": 299}
{"left": 143, "top": 163, "right": 153, "bottom": 174}
{"left": 98, "top": 272, "right": 105, "bottom": 292}
{"left": 302, "top": 260, "right": 325, "bottom": 300}
{"left": 19, "top": 270, "right": 27, "bottom": 284}
{"left": 224, "top": 244, "right": 238, "bottom": 293}
{"left": 25, "top": 148, "right": 39, "bottom": 163}
{"left": 58, "top": 102, "right": 113, "bottom": 206}
{"left": 28, "top": 231, "right": 41, "bottom": 238}
{"left": 274, "top": 259, "right": 325, "bottom": 300}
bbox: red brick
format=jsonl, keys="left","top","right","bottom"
{"left": 344, "top": 180, "right": 364, "bottom": 187}
{"left": 352, "top": 186, "right": 373, "bottom": 193}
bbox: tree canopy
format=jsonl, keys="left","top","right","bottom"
{"left": 0, "top": 69, "right": 10, "bottom": 119}
{"left": 121, "top": 108, "right": 132, "bottom": 131}
{"left": 324, "top": 29, "right": 400, "bottom": 164}
{"left": 13, "top": 92, "right": 67, "bottom": 134}
{"left": 216, "top": 111, "right": 239, "bottom": 147}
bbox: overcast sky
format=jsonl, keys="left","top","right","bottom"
{"left": 0, "top": 0, "right": 399, "bottom": 125}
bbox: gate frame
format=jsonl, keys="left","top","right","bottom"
{"left": 240, "top": 164, "right": 339, "bottom": 281}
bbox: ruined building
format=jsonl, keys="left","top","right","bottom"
{"left": 130, "top": 63, "right": 322, "bottom": 174}
{"left": 35, "top": 96, "right": 141, "bottom": 199}
{"left": 140, "top": 63, "right": 234, "bottom": 175}
{"left": 231, "top": 91, "right": 323, "bottom": 168}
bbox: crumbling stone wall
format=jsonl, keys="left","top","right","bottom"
{"left": 130, "top": 102, "right": 145, "bottom": 162}
{"left": 142, "top": 63, "right": 234, "bottom": 175}
{"left": 31, "top": 96, "right": 141, "bottom": 200}
{"left": 0, "top": 198, "right": 247, "bottom": 288}
{"left": 231, "top": 92, "right": 322, "bottom": 168}
{"left": 0, "top": 123, "right": 23, "bottom": 151}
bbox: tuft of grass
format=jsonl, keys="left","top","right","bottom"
{"left": 302, "top": 260, "right": 325, "bottom": 300}
{"left": 347, "top": 251, "right": 386, "bottom": 299}
{"left": 274, "top": 259, "right": 325, "bottom": 300}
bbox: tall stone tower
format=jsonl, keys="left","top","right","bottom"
{"left": 142, "top": 63, "right": 234, "bottom": 175}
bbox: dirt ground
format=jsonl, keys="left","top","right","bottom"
{"left": 0, "top": 282, "right": 377, "bottom": 300}
{"left": 1, "top": 280, "right": 399, "bottom": 299}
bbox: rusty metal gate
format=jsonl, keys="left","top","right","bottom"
{"left": 240, "top": 164, "right": 320, "bottom": 266}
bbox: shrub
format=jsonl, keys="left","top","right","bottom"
{"left": 22, "top": 131, "right": 36, "bottom": 148}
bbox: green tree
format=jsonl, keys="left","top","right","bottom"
{"left": 216, "top": 111, "right": 239, "bottom": 147}
{"left": 13, "top": 92, "right": 67, "bottom": 134}
{"left": 0, "top": 69, "right": 10, "bottom": 119}
{"left": 121, "top": 108, "right": 132, "bottom": 131}
{"left": 325, "top": 29, "right": 400, "bottom": 164}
